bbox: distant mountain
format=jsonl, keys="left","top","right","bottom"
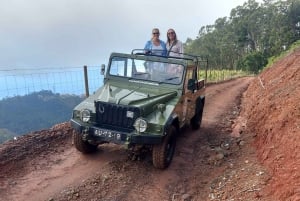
{"left": 0, "top": 128, "right": 16, "bottom": 143}
{"left": 0, "top": 90, "right": 84, "bottom": 140}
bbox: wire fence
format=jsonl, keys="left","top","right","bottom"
{"left": 0, "top": 66, "right": 103, "bottom": 100}
{"left": 0, "top": 66, "right": 252, "bottom": 100}
{"left": 203, "top": 69, "right": 253, "bottom": 83}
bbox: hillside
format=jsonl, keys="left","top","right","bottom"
{"left": 0, "top": 48, "right": 299, "bottom": 200}
{"left": 0, "top": 90, "right": 83, "bottom": 142}
{"left": 241, "top": 48, "right": 300, "bottom": 200}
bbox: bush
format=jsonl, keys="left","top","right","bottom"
{"left": 237, "top": 52, "right": 268, "bottom": 74}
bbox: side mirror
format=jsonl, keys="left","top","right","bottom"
{"left": 100, "top": 64, "right": 105, "bottom": 75}
{"left": 187, "top": 79, "right": 196, "bottom": 91}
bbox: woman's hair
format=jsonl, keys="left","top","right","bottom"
{"left": 152, "top": 28, "right": 160, "bottom": 33}
{"left": 167, "top": 29, "right": 177, "bottom": 45}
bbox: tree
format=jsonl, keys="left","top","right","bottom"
{"left": 237, "top": 52, "right": 267, "bottom": 73}
{"left": 184, "top": 0, "right": 300, "bottom": 73}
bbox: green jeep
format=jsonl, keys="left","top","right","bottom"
{"left": 70, "top": 50, "right": 206, "bottom": 169}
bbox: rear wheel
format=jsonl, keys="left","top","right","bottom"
{"left": 191, "top": 99, "right": 204, "bottom": 130}
{"left": 73, "top": 131, "right": 98, "bottom": 153}
{"left": 152, "top": 125, "right": 177, "bottom": 169}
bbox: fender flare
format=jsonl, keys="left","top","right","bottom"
{"left": 164, "top": 114, "right": 180, "bottom": 136}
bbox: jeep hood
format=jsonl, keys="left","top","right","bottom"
{"left": 96, "top": 83, "right": 178, "bottom": 115}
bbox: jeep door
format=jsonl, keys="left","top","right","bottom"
{"left": 182, "top": 65, "right": 197, "bottom": 124}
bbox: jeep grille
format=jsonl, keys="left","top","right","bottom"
{"left": 95, "top": 101, "right": 141, "bottom": 129}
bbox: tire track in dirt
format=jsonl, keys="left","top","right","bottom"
{"left": 1, "top": 139, "right": 127, "bottom": 201}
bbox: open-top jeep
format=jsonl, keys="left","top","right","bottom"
{"left": 70, "top": 50, "right": 207, "bottom": 169}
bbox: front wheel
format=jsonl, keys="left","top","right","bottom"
{"left": 73, "top": 131, "right": 98, "bottom": 153}
{"left": 152, "top": 125, "right": 177, "bottom": 169}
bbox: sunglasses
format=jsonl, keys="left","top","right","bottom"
{"left": 168, "top": 32, "right": 175, "bottom": 35}
{"left": 152, "top": 32, "right": 159, "bottom": 35}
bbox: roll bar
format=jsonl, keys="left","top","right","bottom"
{"left": 131, "top": 49, "right": 208, "bottom": 64}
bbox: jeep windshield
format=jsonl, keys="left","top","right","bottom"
{"left": 108, "top": 56, "right": 184, "bottom": 85}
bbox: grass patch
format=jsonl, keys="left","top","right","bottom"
{"left": 199, "top": 69, "right": 253, "bottom": 83}
{"left": 266, "top": 40, "right": 300, "bottom": 68}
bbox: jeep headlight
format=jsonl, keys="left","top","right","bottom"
{"left": 80, "top": 109, "right": 91, "bottom": 123}
{"left": 133, "top": 118, "right": 148, "bottom": 133}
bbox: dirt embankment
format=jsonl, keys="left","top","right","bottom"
{"left": 241, "top": 48, "right": 300, "bottom": 200}
{"left": 0, "top": 49, "right": 299, "bottom": 201}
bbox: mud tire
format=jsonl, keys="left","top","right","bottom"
{"left": 191, "top": 99, "right": 204, "bottom": 130}
{"left": 152, "top": 125, "right": 177, "bottom": 169}
{"left": 73, "top": 131, "right": 98, "bottom": 153}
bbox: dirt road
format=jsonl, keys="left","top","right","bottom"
{"left": 1, "top": 76, "right": 266, "bottom": 201}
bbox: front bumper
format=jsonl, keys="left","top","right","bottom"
{"left": 70, "top": 119, "right": 163, "bottom": 145}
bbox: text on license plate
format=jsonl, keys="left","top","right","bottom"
{"left": 94, "top": 129, "right": 121, "bottom": 140}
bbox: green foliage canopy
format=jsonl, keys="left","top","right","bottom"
{"left": 185, "top": 0, "right": 300, "bottom": 73}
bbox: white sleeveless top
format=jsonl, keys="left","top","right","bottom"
{"left": 151, "top": 42, "right": 164, "bottom": 55}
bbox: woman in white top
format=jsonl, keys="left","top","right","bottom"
{"left": 166, "top": 28, "right": 183, "bottom": 57}
{"left": 144, "top": 28, "right": 167, "bottom": 56}
{"left": 166, "top": 29, "right": 184, "bottom": 76}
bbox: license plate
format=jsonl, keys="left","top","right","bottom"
{"left": 94, "top": 129, "right": 122, "bottom": 141}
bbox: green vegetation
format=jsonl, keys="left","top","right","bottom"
{"left": 267, "top": 39, "right": 300, "bottom": 67}
{"left": 199, "top": 69, "right": 252, "bottom": 83}
{"left": 0, "top": 90, "right": 84, "bottom": 141}
{"left": 185, "top": 0, "right": 300, "bottom": 74}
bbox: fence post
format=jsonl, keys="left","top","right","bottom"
{"left": 83, "top": 65, "right": 89, "bottom": 97}
{"left": 205, "top": 58, "right": 208, "bottom": 85}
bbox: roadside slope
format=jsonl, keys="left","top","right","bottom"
{"left": 241, "top": 48, "right": 300, "bottom": 200}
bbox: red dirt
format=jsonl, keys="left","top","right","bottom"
{"left": 0, "top": 49, "right": 299, "bottom": 201}
{"left": 241, "top": 48, "right": 300, "bottom": 200}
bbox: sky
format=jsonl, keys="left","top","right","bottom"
{"left": 0, "top": 0, "right": 254, "bottom": 69}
